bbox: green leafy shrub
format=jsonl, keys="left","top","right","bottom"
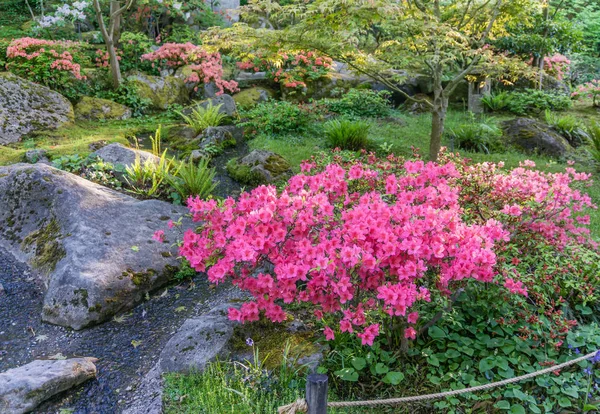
{"left": 448, "top": 115, "right": 503, "bottom": 154}
{"left": 166, "top": 158, "right": 216, "bottom": 202}
{"left": 52, "top": 154, "right": 123, "bottom": 188}
{"left": 178, "top": 102, "right": 227, "bottom": 135}
{"left": 324, "top": 118, "right": 371, "bottom": 150}
{"left": 505, "top": 89, "right": 572, "bottom": 115}
{"left": 95, "top": 80, "right": 151, "bottom": 117}
{"left": 119, "top": 32, "right": 154, "bottom": 73}
{"left": 481, "top": 91, "right": 512, "bottom": 112}
{"left": 163, "top": 24, "right": 199, "bottom": 44}
{"left": 239, "top": 100, "right": 319, "bottom": 137}
{"left": 543, "top": 110, "right": 589, "bottom": 147}
{"left": 587, "top": 121, "right": 600, "bottom": 170}
{"left": 125, "top": 151, "right": 175, "bottom": 198}
{"left": 322, "top": 89, "right": 391, "bottom": 118}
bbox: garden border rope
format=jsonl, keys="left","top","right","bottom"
{"left": 278, "top": 350, "right": 600, "bottom": 413}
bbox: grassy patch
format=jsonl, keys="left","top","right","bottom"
{"left": 0, "top": 116, "right": 176, "bottom": 166}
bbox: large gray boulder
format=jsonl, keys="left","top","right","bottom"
{"left": 0, "top": 358, "right": 97, "bottom": 414}
{"left": 502, "top": 118, "right": 573, "bottom": 158}
{"left": 227, "top": 150, "right": 292, "bottom": 185}
{"left": 0, "top": 163, "right": 186, "bottom": 329}
{"left": 91, "top": 143, "right": 160, "bottom": 170}
{"left": 0, "top": 72, "right": 74, "bottom": 144}
{"left": 159, "top": 305, "right": 234, "bottom": 373}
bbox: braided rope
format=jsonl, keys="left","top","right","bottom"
{"left": 278, "top": 350, "right": 599, "bottom": 413}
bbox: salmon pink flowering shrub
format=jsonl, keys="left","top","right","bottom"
{"left": 141, "top": 42, "right": 238, "bottom": 95}
{"left": 572, "top": 79, "right": 600, "bottom": 107}
{"left": 237, "top": 50, "right": 332, "bottom": 91}
{"left": 6, "top": 37, "right": 87, "bottom": 93}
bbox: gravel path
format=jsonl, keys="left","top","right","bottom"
{"left": 0, "top": 247, "right": 235, "bottom": 413}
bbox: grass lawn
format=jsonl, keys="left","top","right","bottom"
{"left": 249, "top": 105, "right": 600, "bottom": 239}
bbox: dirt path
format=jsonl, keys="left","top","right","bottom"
{"left": 0, "top": 247, "right": 234, "bottom": 414}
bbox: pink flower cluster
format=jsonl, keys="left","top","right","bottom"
{"left": 141, "top": 43, "right": 238, "bottom": 95}
{"left": 543, "top": 54, "right": 571, "bottom": 81}
{"left": 7, "top": 37, "right": 86, "bottom": 80}
{"left": 237, "top": 50, "right": 332, "bottom": 90}
{"left": 177, "top": 157, "right": 509, "bottom": 345}
{"left": 572, "top": 79, "right": 600, "bottom": 107}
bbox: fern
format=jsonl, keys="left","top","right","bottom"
{"left": 177, "top": 102, "right": 226, "bottom": 134}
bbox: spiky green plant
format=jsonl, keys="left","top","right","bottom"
{"left": 177, "top": 102, "right": 226, "bottom": 134}
{"left": 587, "top": 121, "right": 600, "bottom": 170}
{"left": 324, "top": 118, "right": 371, "bottom": 151}
{"left": 167, "top": 157, "right": 216, "bottom": 201}
{"left": 125, "top": 150, "right": 176, "bottom": 197}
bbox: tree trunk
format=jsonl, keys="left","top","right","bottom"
{"left": 107, "top": 42, "right": 122, "bottom": 89}
{"left": 429, "top": 75, "right": 448, "bottom": 162}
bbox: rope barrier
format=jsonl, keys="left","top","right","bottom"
{"left": 278, "top": 350, "right": 600, "bottom": 413}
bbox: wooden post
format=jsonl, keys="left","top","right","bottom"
{"left": 306, "top": 374, "right": 328, "bottom": 414}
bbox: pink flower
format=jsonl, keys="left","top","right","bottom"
{"left": 404, "top": 327, "right": 417, "bottom": 340}
{"left": 324, "top": 326, "right": 335, "bottom": 341}
{"left": 504, "top": 278, "right": 528, "bottom": 296}
{"left": 407, "top": 312, "right": 419, "bottom": 324}
{"left": 152, "top": 230, "right": 165, "bottom": 242}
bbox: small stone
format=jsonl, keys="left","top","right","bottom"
{"left": 25, "top": 149, "right": 49, "bottom": 164}
{"left": 91, "top": 143, "right": 160, "bottom": 170}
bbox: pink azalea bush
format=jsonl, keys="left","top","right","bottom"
{"left": 141, "top": 42, "right": 238, "bottom": 95}
{"left": 542, "top": 53, "right": 571, "bottom": 81}
{"left": 164, "top": 149, "right": 595, "bottom": 347}
{"left": 572, "top": 79, "right": 600, "bottom": 107}
{"left": 6, "top": 37, "right": 87, "bottom": 89}
{"left": 237, "top": 50, "right": 332, "bottom": 91}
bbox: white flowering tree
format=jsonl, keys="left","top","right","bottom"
{"left": 35, "top": 1, "right": 89, "bottom": 31}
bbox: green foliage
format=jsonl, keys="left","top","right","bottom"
{"left": 95, "top": 80, "right": 151, "bottom": 118}
{"left": 321, "top": 89, "right": 391, "bottom": 118}
{"left": 173, "top": 259, "right": 197, "bottom": 281}
{"left": 125, "top": 151, "right": 175, "bottom": 198}
{"left": 166, "top": 158, "right": 216, "bottom": 202}
{"left": 239, "top": 100, "right": 319, "bottom": 137}
{"left": 481, "top": 91, "right": 512, "bottom": 112}
{"left": 505, "top": 89, "right": 572, "bottom": 115}
{"left": 447, "top": 115, "right": 502, "bottom": 154}
{"left": 119, "top": 31, "right": 154, "bottom": 73}
{"left": 163, "top": 24, "right": 199, "bottom": 44}
{"left": 52, "top": 154, "right": 123, "bottom": 188}
{"left": 543, "top": 110, "right": 589, "bottom": 147}
{"left": 0, "top": 0, "right": 30, "bottom": 27}
{"left": 226, "top": 158, "right": 265, "bottom": 186}
{"left": 178, "top": 103, "right": 226, "bottom": 135}
{"left": 571, "top": 53, "right": 600, "bottom": 85}
{"left": 324, "top": 118, "right": 371, "bottom": 151}
{"left": 586, "top": 121, "right": 600, "bottom": 170}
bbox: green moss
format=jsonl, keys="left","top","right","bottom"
{"left": 74, "top": 96, "right": 130, "bottom": 121}
{"left": 71, "top": 288, "right": 89, "bottom": 308}
{"left": 231, "top": 319, "right": 319, "bottom": 370}
{"left": 123, "top": 268, "right": 156, "bottom": 286}
{"left": 263, "top": 154, "right": 291, "bottom": 175}
{"left": 232, "top": 87, "right": 276, "bottom": 109}
{"left": 128, "top": 74, "right": 189, "bottom": 110}
{"left": 226, "top": 158, "right": 265, "bottom": 186}
{"left": 21, "top": 218, "right": 66, "bottom": 273}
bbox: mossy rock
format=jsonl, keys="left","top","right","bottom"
{"left": 231, "top": 318, "right": 320, "bottom": 370}
{"left": 128, "top": 72, "right": 190, "bottom": 110}
{"left": 232, "top": 86, "right": 276, "bottom": 108}
{"left": 227, "top": 150, "right": 292, "bottom": 186}
{"left": 502, "top": 117, "right": 573, "bottom": 158}
{"left": 75, "top": 96, "right": 132, "bottom": 121}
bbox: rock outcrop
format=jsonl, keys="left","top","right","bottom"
{"left": 182, "top": 94, "right": 238, "bottom": 118}
{"left": 0, "top": 72, "right": 74, "bottom": 144}
{"left": 128, "top": 72, "right": 189, "bottom": 110}
{"left": 502, "top": 118, "right": 573, "bottom": 158}
{"left": 233, "top": 86, "right": 275, "bottom": 108}
{"left": 90, "top": 143, "right": 159, "bottom": 170}
{"left": 0, "top": 358, "right": 97, "bottom": 414}
{"left": 0, "top": 163, "right": 186, "bottom": 329}
{"left": 74, "top": 96, "right": 132, "bottom": 121}
{"left": 227, "top": 150, "right": 292, "bottom": 185}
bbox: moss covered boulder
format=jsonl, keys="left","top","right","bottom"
{"left": 0, "top": 163, "right": 188, "bottom": 330}
{"left": 128, "top": 72, "right": 190, "bottom": 110}
{"left": 502, "top": 118, "right": 573, "bottom": 158}
{"left": 227, "top": 150, "right": 292, "bottom": 185}
{"left": 0, "top": 72, "right": 74, "bottom": 144}
{"left": 232, "top": 86, "right": 276, "bottom": 108}
{"left": 75, "top": 96, "right": 132, "bottom": 121}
